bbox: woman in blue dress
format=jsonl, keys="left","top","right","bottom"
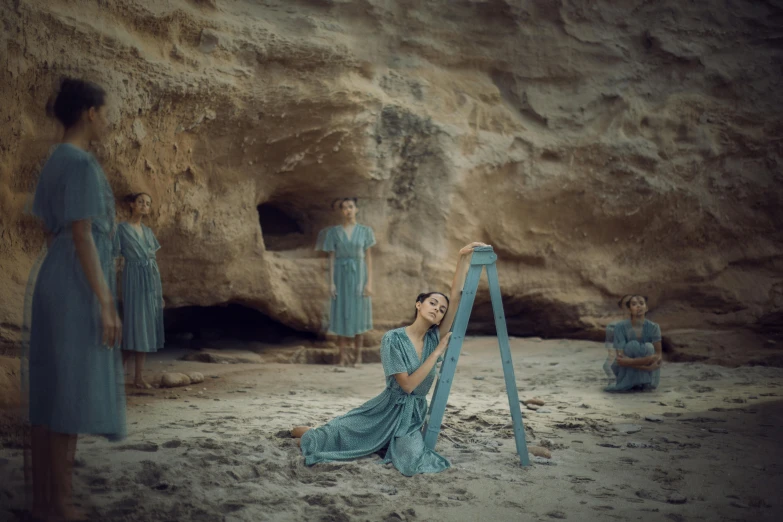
{"left": 605, "top": 295, "right": 663, "bottom": 392}
{"left": 25, "top": 78, "right": 126, "bottom": 521}
{"left": 292, "top": 242, "right": 489, "bottom": 476}
{"left": 319, "top": 198, "right": 376, "bottom": 366}
{"left": 116, "top": 192, "right": 165, "bottom": 389}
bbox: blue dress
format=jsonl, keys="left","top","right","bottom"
{"left": 319, "top": 224, "right": 376, "bottom": 337}
{"left": 116, "top": 222, "right": 165, "bottom": 353}
{"left": 605, "top": 319, "right": 662, "bottom": 392}
{"left": 26, "top": 143, "right": 126, "bottom": 440}
{"left": 301, "top": 327, "right": 450, "bottom": 476}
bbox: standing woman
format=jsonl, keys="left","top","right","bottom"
{"left": 321, "top": 198, "right": 376, "bottom": 366}
{"left": 116, "top": 193, "right": 165, "bottom": 389}
{"left": 25, "top": 78, "right": 126, "bottom": 521}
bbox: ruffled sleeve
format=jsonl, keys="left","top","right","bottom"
{"left": 321, "top": 227, "right": 336, "bottom": 252}
{"left": 363, "top": 226, "right": 376, "bottom": 250}
{"left": 648, "top": 321, "right": 662, "bottom": 344}
{"left": 148, "top": 226, "right": 161, "bottom": 253}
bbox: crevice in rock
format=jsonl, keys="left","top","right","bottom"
{"left": 164, "top": 303, "right": 315, "bottom": 346}
{"left": 466, "top": 294, "right": 587, "bottom": 338}
{"left": 257, "top": 202, "right": 309, "bottom": 251}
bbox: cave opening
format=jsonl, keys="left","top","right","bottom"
{"left": 164, "top": 303, "right": 315, "bottom": 346}
{"left": 257, "top": 202, "right": 312, "bottom": 251}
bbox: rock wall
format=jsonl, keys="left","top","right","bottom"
{"left": 1, "top": 0, "right": 782, "bottom": 356}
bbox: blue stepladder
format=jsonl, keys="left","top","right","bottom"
{"left": 422, "top": 246, "right": 530, "bottom": 466}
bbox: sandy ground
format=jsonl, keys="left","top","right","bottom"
{"left": 1, "top": 336, "right": 782, "bottom": 522}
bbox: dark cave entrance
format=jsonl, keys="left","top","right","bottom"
{"left": 257, "top": 202, "right": 312, "bottom": 251}
{"left": 164, "top": 303, "right": 315, "bottom": 345}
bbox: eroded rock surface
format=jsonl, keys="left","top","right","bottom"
{"left": 0, "top": 0, "right": 781, "bottom": 362}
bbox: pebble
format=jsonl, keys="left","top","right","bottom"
{"left": 532, "top": 456, "right": 557, "bottom": 465}
{"left": 645, "top": 415, "right": 664, "bottom": 423}
{"left": 526, "top": 403, "right": 541, "bottom": 411}
{"left": 528, "top": 446, "right": 552, "bottom": 459}
{"left": 667, "top": 493, "right": 687, "bottom": 504}
{"left": 614, "top": 424, "right": 642, "bottom": 434}
{"left": 525, "top": 398, "right": 546, "bottom": 406}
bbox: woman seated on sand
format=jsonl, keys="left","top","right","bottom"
{"left": 605, "top": 294, "right": 663, "bottom": 392}
{"left": 291, "top": 241, "right": 488, "bottom": 476}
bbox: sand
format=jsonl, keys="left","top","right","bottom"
{"left": 1, "top": 337, "right": 782, "bottom": 521}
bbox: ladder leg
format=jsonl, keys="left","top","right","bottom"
{"left": 486, "top": 263, "right": 530, "bottom": 466}
{"left": 422, "top": 263, "right": 483, "bottom": 450}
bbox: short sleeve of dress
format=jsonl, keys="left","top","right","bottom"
{"left": 321, "top": 227, "right": 336, "bottom": 252}
{"left": 363, "top": 226, "right": 376, "bottom": 250}
{"left": 380, "top": 331, "right": 408, "bottom": 377}
{"left": 649, "top": 322, "right": 662, "bottom": 344}
{"left": 149, "top": 227, "right": 162, "bottom": 253}
{"left": 612, "top": 322, "right": 627, "bottom": 351}
{"left": 315, "top": 227, "right": 328, "bottom": 251}
{"left": 63, "top": 157, "right": 105, "bottom": 223}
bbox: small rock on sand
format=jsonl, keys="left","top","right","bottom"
{"left": 188, "top": 372, "right": 205, "bottom": 384}
{"left": 524, "top": 398, "right": 546, "bottom": 406}
{"left": 667, "top": 493, "right": 687, "bottom": 504}
{"left": 532, "top": 456, "right": 556, "bottom": 465}
{"left": 614, "top": 424, "right": 642, "bottom": 434}
{"left": 528, "top": 446, "right": 552, "bottom": 459}
{"left": 526, "top": 403, "right": 541, "bottom": 411}
{"left": 160, "top": 373, "right": 191, "bottom": 388}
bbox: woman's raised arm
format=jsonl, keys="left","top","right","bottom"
{"left": 438, "top": 242, "right": 488, "bottom": 339}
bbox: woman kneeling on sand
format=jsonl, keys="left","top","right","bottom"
{"left": 291, "top": 242, "right": 487, "bottom": 476}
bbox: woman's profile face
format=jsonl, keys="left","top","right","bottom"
{"left": 131, "top": 194, "right": 152, "bottom": 217}
{"left": 418, "top": 294, "right": 449, "bottom": 326}
{"left": 88, "top": 104, "right": 110, "bottom": 142}
{"left": 341, "top": 200, "right": 357, "bottom": 219}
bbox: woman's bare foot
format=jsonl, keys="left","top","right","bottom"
{"left": 134, "top": 380, "right": 152, "bottom": 389}
{"left": 291, "top": 426, "right": 311, "bottom": 438}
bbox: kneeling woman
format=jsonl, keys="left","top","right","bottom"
{"left": 605, "top": 294, "right": 663, "bottom": 392}
{"left": 292, "top": 241, "right": 487, "bottom": 476}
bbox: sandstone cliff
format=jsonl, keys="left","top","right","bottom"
{"left": 1, "top": 0, "right": 782, "bottom": 363}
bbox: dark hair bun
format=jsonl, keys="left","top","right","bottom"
{"left": 47, "top": 78, "right": 106, "bottom": 129}
{"left": 124, "top": 192, "right": 152, "bottom": 204}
